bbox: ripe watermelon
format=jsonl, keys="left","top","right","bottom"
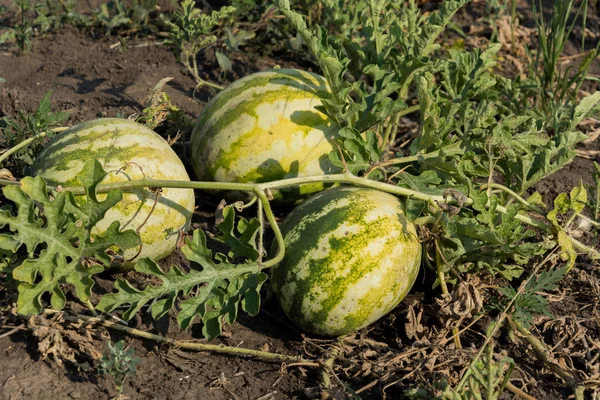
{"left": 30, "top": 118, "right": 195, "bottom": 266}
{"left": 271, "top": 186, "right": 422, "bottom": 336}
{"left": 190, "top": 68, "right": 342, "bottom": 201}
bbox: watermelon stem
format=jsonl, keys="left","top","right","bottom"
{"left": 43, "top": 309, "right": 306, "bottom": 363}
{"left": 380, "top": 104, "right": 421, "bottom": 151}
{"left": 364, "top": 143, "right": 465, "bottom": 179}
{"left": 2, "top": 173, "right": 599, "bottom": 261}
{"left": 257, "top": 194, "right": 264, "bottom": 263}
{"left": 253, "top": 187, "right": 285, "bottom": 268}
{"left": 0, "top": 126, "right": 68, "bottom": 166}
{"left": 434, "top": 239, "right": 463, "bottom": 350}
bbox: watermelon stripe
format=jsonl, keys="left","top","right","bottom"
{"left": 190, "top": 69, "right": 341, "bottom": 201}
{"left": 31, "top": 118, "right": 195, "bottom": 266}
{"left": 195, "top": 69, "right": 331, "bottom": 131}
{"left": 272, "top": 187, "right": 421, "bottom": 336}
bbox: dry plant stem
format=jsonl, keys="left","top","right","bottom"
{"left": 0, "top": 127, "right": 69, "bottom": 165}
{"left": 0, "top": 327, "right": 22, "bottom": 339}
{"left": 510, "top": 317, "right": 585, "bottom": 400}
{"left": 456, "top": 249, "right": 558, "bottom": 392}
{"left": 434, "top": 240, "right": 462, "bottom": 349}
{"left": 320, "top": 345, "right": 341, "bottom": 388}
{"left": 43, "top": 309, "right": 304, "bottom": 363}
{"left": 506, "top": 382, "right": 538, "bottom": 400}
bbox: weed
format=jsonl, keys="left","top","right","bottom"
{"left": 135, "top": 77, "right": 194, "bottom": 146}
{"left": 591, "top": 163, "right": 600, "bottom": 222}
{"left": 165, "top": 0, "right": 235, "bottom": 91}
{"left": 0, "top": 0, "right": 34, "bottom": 53}
{"left": 34, "top": 0, "right": 92, "bottom": 31}
{"left": 93, "top": 0, "right": 164, "bottom": 36}
{"left": 522, "top": 0, "right": 600, "bottom": 123}
{"left": 447, "top": 343, "right": 515, "bottom": 400}
{"left": 0, "top": 91, "right": 69, "bottom": 176}
{"left": 0, "top": 0, "right": 92, "bottom": 52}
{"left": 97, "top": 340, "right": 140, "bottom": 395}
{"left": 491, "top": 266, "right": 567, "bottom": 328}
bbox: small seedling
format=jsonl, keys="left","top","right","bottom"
{"left": 0, "top": 91, "right": 69, "bottom": 176}
{"left": 165, "top": 0, "right": 235, "bottom": 91}
{"left": 0, "top": 0, "right": 34, "bottom": 53}
{"left": 98, "top": 340, "right": 140, "bottom": 395}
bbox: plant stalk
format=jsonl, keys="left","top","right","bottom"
{"left": 44, "top": 309, "right": 303, "bottom": 363}
{"left": 1, "top": 173, "right": 598, "bottom": 260}
{"left": 0, "top": 127, "right": 68, "bottom": 166}
{"left": 365, "top": 144, "right": 465, "bottom": 178}
{"left": 380, "top": 104, "right": 422, "bottom": 151}
{"left": 254, "top": 188, "right": 285, "bottom": 268}
{"left": 480, "top": 183, "right": 545, "bottom": 214}
{"left": 510, "top": 317, "right": 585, "bottom": 400}
{"left": 435, "top": 241, "right": 462, "bottom": 349}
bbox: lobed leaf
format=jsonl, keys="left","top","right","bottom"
{"left": 1, "top": 160, "right": 140, "bottom": 315}
{"left": 98, "top": 206, "right": 267, "bottom": 341}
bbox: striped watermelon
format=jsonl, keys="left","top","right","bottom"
{"left": 190, "top": 68, "right": 342, "bottom": 201}
{"left": 271, "top": 186, "right": 422, "bottom": 336}
{"left": 30, "top": 118, "right": 195, "bottom": 266}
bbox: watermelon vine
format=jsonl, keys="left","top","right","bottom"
{"left": 0, "top": 0, "right": 599, "bottom": 353}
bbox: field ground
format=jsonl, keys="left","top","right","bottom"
{"left": 1, "top": 1, "right": 600, "bottom": 399}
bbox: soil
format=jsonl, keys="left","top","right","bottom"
{"left": 0, "top": 1, "right": 599, "bottom": 400}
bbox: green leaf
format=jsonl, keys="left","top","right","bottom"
{"left": 547, "top": 193, "right": 569, "bottom": 226}
{"left": 496, "top": 267, "right": 566, "bottom": 328}
{"left": 556, "top": 230, "right": 577, "bottom": 271}
{"left": 1, "top": 160, "right": 140, "bottom": 315}
{"left": 526, "top": 192, "right": 546, "bottom": 209}
{"left": 214, "top": 206, "right": 260, "bottom": 261}
{"left": 569, "top": 183, "right": 587, "bottom": 214}
{"left": 98, "top": 207, "right": 267, "bottom": 341}
{"left": 215, "top": 51, "right": 232, "bottom": 72}
{"left": 572, "top": 91, "right": 600, "bottom": 128}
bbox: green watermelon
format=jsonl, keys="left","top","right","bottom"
{"left": 190, "top": 68, "right": 342, "bottom": 201}
{"left": 30, "top": 118, "right": 195, "bottom": 266}
{"left": 271, "top": 186, "right": 422, "bottom": 336}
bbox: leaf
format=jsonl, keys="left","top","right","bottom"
{"left": 98, "top": 208, "right": 267, "bottom": 341}
{"left": 214, "top": 205, "right": 260, "bottom": 261}
{"left": 572, "top": 91, "right": 600, "bottom": 128}
{"left": 328, "top": 127, "right": 382, "bottom": 174}
{"left": 495, "top": 266, "right": 567, "bottom": 329}
{"left": 1, "top": 160, "right": 140, "bottom": 315}
{"left": 556, "top": 230, "right": 577, "bottom": 271}
{"left": 569, "top": 183, "right": 587, "bottom": 214}
{"left": 526, "top": 192, "right": 546, "bottom": 209}
{"left": 547, "top": 193, "right": 569, "bottom": 226}
{"left": 215, "top": 51, "right": 232, "bottom": 72}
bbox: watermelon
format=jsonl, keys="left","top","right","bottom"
{"left": 271, "top": 186, "right": 422, "bottom": 336}
{"left": 30, "top": 118, "right": 195, "bottom": 266}
{"left": 190, "top": 68, "right": 342, "bottom": 201}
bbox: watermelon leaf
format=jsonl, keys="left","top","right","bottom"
{"left": 97, "top": 206, "right": 267, "bottom": 341}
{"left": 213, "top": 205, "right": 260, "bottom": 261}
{"left": 0, "top": 159, "right": 140, "bottom": 315}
